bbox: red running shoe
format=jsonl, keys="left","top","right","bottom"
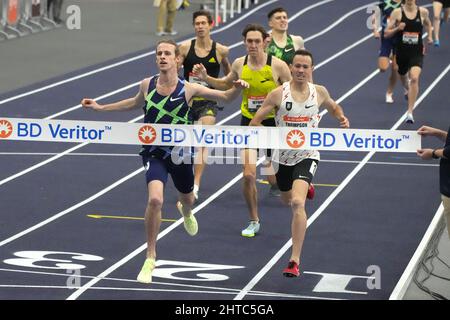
{"left": 283, "top": 260, "right": 300, "bottom": 277}
{"left": 307, "top": 183, "right": 315, "bottom": 200}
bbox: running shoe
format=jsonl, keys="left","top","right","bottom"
{"left": 241, "top": 221, "right": 260, "bottom": 237}
{"left": 385, "top": 92, "right": 394, "bottom": 104}
{"left": 177, "top": 201, "right": 198, "bottom": 236}
{"left": 269, "top": 184, "right": 281, "bottom": 197}
{"left": 434, "top": 40, "right": 440, "bottom": 47}
{"left": 283, "top": 260, "right": 300, "bottom": 277}
{"left": 307, "top": 183, "right": 315, "bottom": 200}
{"left": 137, "top": 257, "right": 155, "bottom": 284}
{"left": 405, "top": 113, "right": 414, "bottom": 124}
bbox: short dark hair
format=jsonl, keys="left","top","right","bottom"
{"left": 293, "top": 49, "right": 314, "bottom": 66}
{"left": 267, "top": 7, "right": 287, "bottom": 20}
{"left": 193, "top": 10, "right": 213, "bottom": 24}
{"left": 242, "top": 23, "right": 269, "bottom": 39}
{"left": 156, "top": 39, "right": 180, "bottom": 56}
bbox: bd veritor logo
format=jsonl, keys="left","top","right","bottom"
{"left": 286, "top": 129, "right": 306, "bottom": 148}
{"left": 138, "top": 125, "right": 157, "bottom": 144}
{"left": 0, "top": 119, "right": 13, "bottom": 139}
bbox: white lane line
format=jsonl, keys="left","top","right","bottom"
{"left": 0, "top": 267, "right": 341, "bottom": 300}
{"left": 0, "top": 119, "right": 140, "bottom": 188}
{"left": 0, "top": 2, "right": 369, "bottom": 189}
{"left": 0, "top": 152, "right": 438, "bottom": 167}
{"left": 321, "top": 159, "right": 438, "bottom": 168}
{"left": 304, "top": 2, "right": 377, "bottom": 42}
{"left": 0, "top": 0, "right": 280, "bottom": 105}
{"left": 0, "top": 168, "right": 144, "bottom": 247}
{"left": 0, "top": 284, "right": 343, "bottom": 300}
{"left": 0, "top": 142, "right": 89, "bottom": 188}
{"left": 0, "top": 152, "right": 141, "bottom": 157}
{"left": 233, "top": 64, "right": 450, "bottom": 300}
{"left": 66, "top": 59, "right": 388, "bottom": 301}
{"left": 45, "top": 82, "right": 140, "bottom": 120}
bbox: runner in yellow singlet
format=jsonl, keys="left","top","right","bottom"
{"left": 193, "top": 24, "right": 291, "bottom": 238}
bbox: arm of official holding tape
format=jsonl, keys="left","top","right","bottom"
{"left": 316, "top": 85, "right": 349, "bottom": 128}
{"left": 417, "top": 147, "right": 448, "bottom": 160}
{"left": 417, "top": 125, "right": 449, "bottom": 160}
{"left": 185, "top": 79, "right": 249, "bottom": 104}
{"left": 81, "top": 80, "right": 146, "bottom": 111}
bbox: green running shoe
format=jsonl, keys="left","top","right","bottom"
{"left": 177, "top": 201, "right": 198, "bottom": 236}
{"left": 137, "top": 258, "right": 155, "bottom": 284}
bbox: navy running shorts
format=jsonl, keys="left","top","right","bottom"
{"left": 141, "top": 155, "right": 194, "bottom": 194}
{"left": 379, "top": 36, "right": 397, "bottom": 58}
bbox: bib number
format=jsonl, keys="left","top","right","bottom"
{"left": 402, "top": 32, "right": 419, "bottom": 45}
{"left": 247, "top": 95, "right": 266, "bottom": 112}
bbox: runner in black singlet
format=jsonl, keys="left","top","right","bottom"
{"left": 179, "top": 10, "right": 231, "bottom": 201}
{"left": 385, "top": 0, "right": 432, "bottom": 123}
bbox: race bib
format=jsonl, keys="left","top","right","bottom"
{"left": 247, "top": 95, "right": 266, "bottom": 112}
{"left": 402, "top": 32, "right": 419, "bottom": 45}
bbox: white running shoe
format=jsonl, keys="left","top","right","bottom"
{"left": 385, "top": 92, "right": 394, "bottom": 104}
{"left": 405, "top": 113, "right": 414, "bottom": 124}
{"left": 241, "top": 221, "right": 260, "bottom": 237}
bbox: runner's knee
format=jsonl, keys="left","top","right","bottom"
{"left": 148, "top": 196, "right": 163, "bottom": 210}
{"left": 290, "top": 197, "right": 306, "bottom": 212}
{"left": 409, "top": 75, "right": 419, "bottom": 85}
{"left": 243, "top": 171, "right": 256, "bottom": 184}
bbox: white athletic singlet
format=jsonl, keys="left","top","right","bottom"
{"left": 273, "top": 81, "right": 321, "bottom": 165}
